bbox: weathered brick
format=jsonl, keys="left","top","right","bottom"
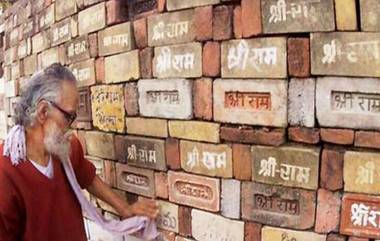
{"left": 327, "top": 234, "right": 347, "bottom": 241}
{"left": 133, "top": 18, "right": 147, "bottom": 49}
{"left": 169, "top": 120, "right": 220, "bottom": 143}
{"left": 116, "top": 164, "right": 155, "bottom": 198}
{"left": 316, "top": 77, "right": 380, "bottom": 129}
{"left": 335, "top": 0, "right": 357, "bottom": 30}
{"left": 70, "top": 58, "right": 96, "bottom": 87}
{"left": 85, "top": 131, "right": 115, "bottom": 160}
{"left": 202, "top": 41, "right": 220, "bottom": 77}
{"left": 98, "top": 22, "right": 134, "bottom": 56}
{"left": 166, "top": 0, "right": 220, "bottom": 11}
{"left": 194, "top": 6, "right": 212, "bottom": 41}
{"left": 106, "top": 0, "right": 128, "bottom": 26}
{"left": 320, "top": 148, "right": 344, "bottom": 191}
{"left": 166, "top": 138, "right": 181, "bottom": 170}
{"left": 55, "top": 0, "right": 77, "bottom": 21}
{"left": 344, "top": 151, "right": 380, "bottom": 194}
{"left": 91, "top": 85, "right": 125, "bottom": 133}
{"left": 312, "top": 33, "right": 380, "bottom": 77}
{"left": 288, "top": 38, "right": 310, "bottom": 77}
{"left": 288, "top": 78, "right": 315, "bottom": 127}
{"left": 233, "top": 6, "right": 242, "bottom": 39}
{"left": 157, "top": 200, "right": 179, "bottom": 232}
{"left": 180, "top": 140, "right": 232, "bottom": 178}
{"left": 78, "top": 2, "right": 106, "bottom": 35}
{"left": 232, "top": 144, "right": 251, "bottom": 181}
{"left": 127, "top": 0, "right": 159, "bottom": 20}
{"left": 77, "top": 87, "right": 92, "bottom": 122}
{"left": 139, "top": 47, "right": 153, "bottom": 78}
{"left": 126, "top": 117, "right": 168, "bottom": 138}
{"left": 360, "top": 0, "right": 380, "bottom": 31}
{"left": 168, "top": 171, "right": 220, "bottom": 212}
{"left": 17, "top": 38, "right": 31, "bottom": 59}
{"left": 214, "top": 79, "right": 288, "bottom": 127}
{"left": 155, "top": 172, "right": 169, "bottom": 199}
{"left": 50, "top": 18, "right": 73, "bottom": 47}
{"left": 193, "top": 78, "right": 212, "bottom": 120}
{"left": 178, "top": 206, "right": 192, "bottom": 237}
{"left": 212, "top": 5, "right": 233, "bottom": 41}
{"left": 245, "top": 222, "right": 261, "bottom": 241}
{"left": 241, "top": 0, "right": 261, "bottom": 37}
{"left": 153, "top": 42, "right": 202, "bottom": 78}
{"left": 221, "top": 126, "right": 286, "bottom": 146}
{"left": 221, "top": 179, "right": 240, "bottom": 219}
{"left": 221, "top": 38, "right": 287, "bottom": 78}
{"left": 38, "top": 46, "right": 65, "bottom": 69}
{"left": 104, "top": 50, "right": 140, "bottom": 83}
{"left": 64, "top": 36, "right": 90, "bottom": 64}
{"left": 191, "top": 209, "right": 244, "bottom": 241}
{"left": 158, "top": 230, "right": 176, "bottom": 241}
{"left": 124, "top": 82, "right": 139, "bottom": 116}
{"left": 252, "top": 145, "right": 320, "bottom": 190}
{"left": 147, "top": 9, "right": 195, "bottom": 46}
{"left": 321, "top": 128, "right": 354, "bottom": 145}
{"left": 341, "top": 193, "right": 380, "bottom": 239}
{"left": 348, "top": 237, "right": 369, "bottom": 241}
{"left": 315, "top": 189, "right": 341, "bottom": 233}
{"left": 38, "top": 4, "right": 55, "bottom": 30}
{"left": 104, "top": 160, "right": 117, "bottom": 188}
{"left": 288, "top": 127, "right": 320, "bottom": 144}
{"left": 262, "top": 0, "right": 334, "bottom": 33}
{"left": 262, "top": 227, "right": 326, "bottom": 241}
{"left": 355, "top": 131, "right": 380, "bottom": 149}
{"left": 242, "top": 182, "right": 316, "bottom": 229}
{"left": 95, "top": 57, "right": 105, "bottom": 83}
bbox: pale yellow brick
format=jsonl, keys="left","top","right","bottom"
{"left": 126, "top": 117, "right": 168, "bottom": 138}
{"left": 335, "top": 0, "right": 358, "bottom": 30}
{"left": 169, "top": 120, "right": 220, "bottom": 143}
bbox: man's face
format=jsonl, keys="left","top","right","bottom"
{"left": 43, "top": 81, "right": 79, "bottom": 160}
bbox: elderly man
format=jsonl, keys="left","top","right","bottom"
{"left": 0, "top": 63, "right": 158, "bottom": 240}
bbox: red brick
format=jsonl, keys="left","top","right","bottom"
{"left": 124, "top": 82, "right": 139, "bottom": 116}
{"left": 320, "top": 148, "right": 344, "bottom": 191}
{"left": 88, "top": 33, "right": 98, "bottom": 58}
{"left": 315, "top": 189, "right": 341, "bottom": 233}
{"left": 194, "top": 6, "right": 213, "bottom": 41}
{"left": 155, "top": 172, "right": 169, "bottom": 199}
{"left": 288, "top": 127, "right": 320, "bottom": 144}
{"left": 104, "top": 160, "right": 117, "bottom": 188}
{"left": 244, "top": 222, "right": 261, "bottom": 241}
{"left": 133, "top": 18, "right": 147, "bottom": 49}
{"left": 241, "top": 0, "right": 262, "bottom": 37}
{"left": 233, "top": 6, "right": 242, "bottom": 39}
{"left": 165, "top": 138, "right": 181, "bottom": 170}
{"left": 193, "top": 78, "right": 212, "bottom": 120}
{"left": 233, "top": 144, "right": 251, "bottom": 181}
{"left": 288, "top": 38, "right": 310, "bottom": 77}
{"left": 327, "top": 234, "right": 347, "bottom": 241}
{"left": 220, "top": 126, "right": 286, "bottom": 146}
{"left": 202, "top": 41, "right": 220, "bottom": 77}
{"left": 178, "top": 206, "right": 192, "bottom": 237}
{"left": 106, "top": 0, "right": 128, "bottom": 26}
{"left": 348, "top": 237, "right": 368, "bottom": 241}
{"left": 355, "top": 131, "right": 380, "bottom": 149}
{"left": 139, "top": 47, "right": 153, "bottom": 78}
{"left": 95, "top": 57, "right": 105, "bottom": 83}
{"left": 158, "top": 0, "right": 165, "bottom": 12}
{"left": 321, "top": 128, "right": 354, "bottom": 145}
{"left": 213, "top": 5, "right": 233, "bottom": 41}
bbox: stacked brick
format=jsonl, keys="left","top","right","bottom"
{"left": 1, "top": 0, "right": 380, "bottom": 240}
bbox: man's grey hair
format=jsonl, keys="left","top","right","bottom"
{"left": 15, "top": 63, "right": 77, "bottom": 127}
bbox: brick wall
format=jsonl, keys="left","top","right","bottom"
{"left": 1, "top": 0, "right": 380, "bottom": 240}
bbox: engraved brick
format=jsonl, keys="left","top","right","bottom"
{"left": 32, "top": 31, "right": 50, "bottom": 54}
{"left": 126, "top": 117, "right": 168, "bottom": 138}
{"left": 98, "top": 22, "right": 134, "bottom": 56}
{"left": 180, "top": 140, "right": 232, "bottom": 178}
{"left": 221, "top": 38, "right": 287, "bottom": 78}
{"left": 335, "top": 0, "right": 357, "bottom": 30}
{"left": 213, "top": 5, "right": 233, "bottom": 41}
{"left": 355, "top": 131, "right": 380, "bottom": 149}
{"left": 221, "top": 126, "right": 286, "bottom": 146}
{"left": 320, "top": 128, "right": 354, "bottom": 145}
{"left": 64, "top": 36, "right": 90, "bottom": 64}
{"left": 262, "top": 226, "right": 326, "bottom": 241}
{"left": 138, "top": 78, "right": 192, "bottom": 119}
{"left": 38, "top": 4, "right": 55, "bottom": 30}
{"left": 288, "top": 78, "right": 315, "bottom": 127}
{"left": 38, "top": 46, "right": 65, "bottom": 69}
{"left": 341, "top": 193, "right": 380, "bottom": 239}
{"left": 221, "top": 179, "right": 240, "bottom": 219}
{"left": 315, "top": 189, "right": 341, "bottom": 233}
{"left": 55, "top": 0, "right": 77, "bottom": 21}
{"left": 344, "top": 151, "right": 380, "bottom": 194}
{"left": 50, "top": 18, "right": 72, "bottom": 46}
{"left": 214, "top": 78, "right": 288, "bottom": 127}
{"left": 193, "top": 78, "right": 212, "bottom": 120}
{"left": 70, "top": 59, "right": 95, "bottom": 87}
{"left": 17, "top": 38, "right": 31, "bottom": 59}
{"left": 166, "top": 0, "right": 220, "bottom": 11}
{"left": 242, "top": 182, "right": 316, "bottom": 229}
{"left": 116, "top": 164, "right": 155, "bottom": 198}
{"left": 91, "top": 85, "right": 125, "bottom": 133}
{"left": 85, "top": 131, "right": 115, "bottom": 160}
{"left": 104, "top": 50, "right": 140, "bottom": 83}
{"left": 191, "top": 209, "right": 244, "bottom": 241}
{"left": 316, "top": 77, "right": 380, "bottom": 129}
{"left": 153, "top": 42, "right": 202, "bottom": 78}
{"left": 157, "top": 200, "right": 179, "bottom": 232}
{"left": 262, "top": 0, "right": 335, "bottom": 33}
{"left": 169, "top": 120, "right": 220, "bottom": 143}
{"left": 77, "top": 87, "right": 92, "bottom": 122}
{"left": 168, "top": 171, "right": 220, "bottom": 212}
{"left": 360, "top": 0, "right": 380, "bottom": 31}
{"left": 311, "top": 32, "right": 380, "bottom": 77}
{"left": 78, "top": 2, "right": 106, "bottom": 35}
{"left": 148, "top": 9, "right": 195, "bottom": 47}
{"left": 252, "top": 145, "right": 320, "bottom": 190}
{"left": 124, "top": 82, "right": 139, "bottom": 116}
{"left": 320, "top": 148, "right": 344, "bottom": 191}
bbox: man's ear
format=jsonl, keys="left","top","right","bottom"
{"left": 36, "top": 100, "right": 49, "bottom": 124}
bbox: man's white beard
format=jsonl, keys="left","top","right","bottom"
{"left": 43, "top": 121, "right": 72, "bottom": 163}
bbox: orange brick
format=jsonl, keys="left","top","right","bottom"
{"left": 202, "top": 41, "right": 220, "bottom": 77}
{"left": 139, "top": 47, "right": 153, "bottom": 78}
{"left": 193, "top": 78, "right": 212, "bottom": 120}
{"left": 288, "top": 127, "right": 320, "bottom": 144}
{"left": 124, "top": 82, "right": 139, "bottom": 116}
{"left": 288, "top": 37, "right": 310, "bottom": 77}
{"left": 233, "top": 144, "right": 251, "bottom": 181}
{"left": 165, "top": 138, "right": 181, "bottom": 170}
{"left": 194, "top": 6, "right": 213, "bottom": 41}
{"left": 241, "top": 0, "right": 262, "bottom": 37}
{"left": 233, "top": 6, "right": 242, "bottom": 38}
{"left": 320, "top": 148, "right": 344, "bottom": 191}
{"left": 213, "top": 5, "right": 233, "bottom": 41}
{"left": 315, "top": 189, "right": 341, "bottom": 233}
{"left": 355, "top": 131, "right": 380, "bottom": 149}
{"left": 133, "top": 18, "right": 147, "bottom": 49}
{"left": 155, "top": 172, "right": 169, "bottom": 199}
{"left": 95, "top": 57, "right": 105, "bottom": 83}
{"left": 320, "top": 128, "right": 354, "bottom": 145}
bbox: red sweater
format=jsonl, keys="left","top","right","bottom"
{"left": 0, "top": 137, "right": 96, "bottom": 241}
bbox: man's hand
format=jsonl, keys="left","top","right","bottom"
{"left": 121, "top": 199, "right": 159, "bottom": 219}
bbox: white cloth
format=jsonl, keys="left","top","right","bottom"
{"left": 29, "top": 156, "right": 54, "bottom": 179}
